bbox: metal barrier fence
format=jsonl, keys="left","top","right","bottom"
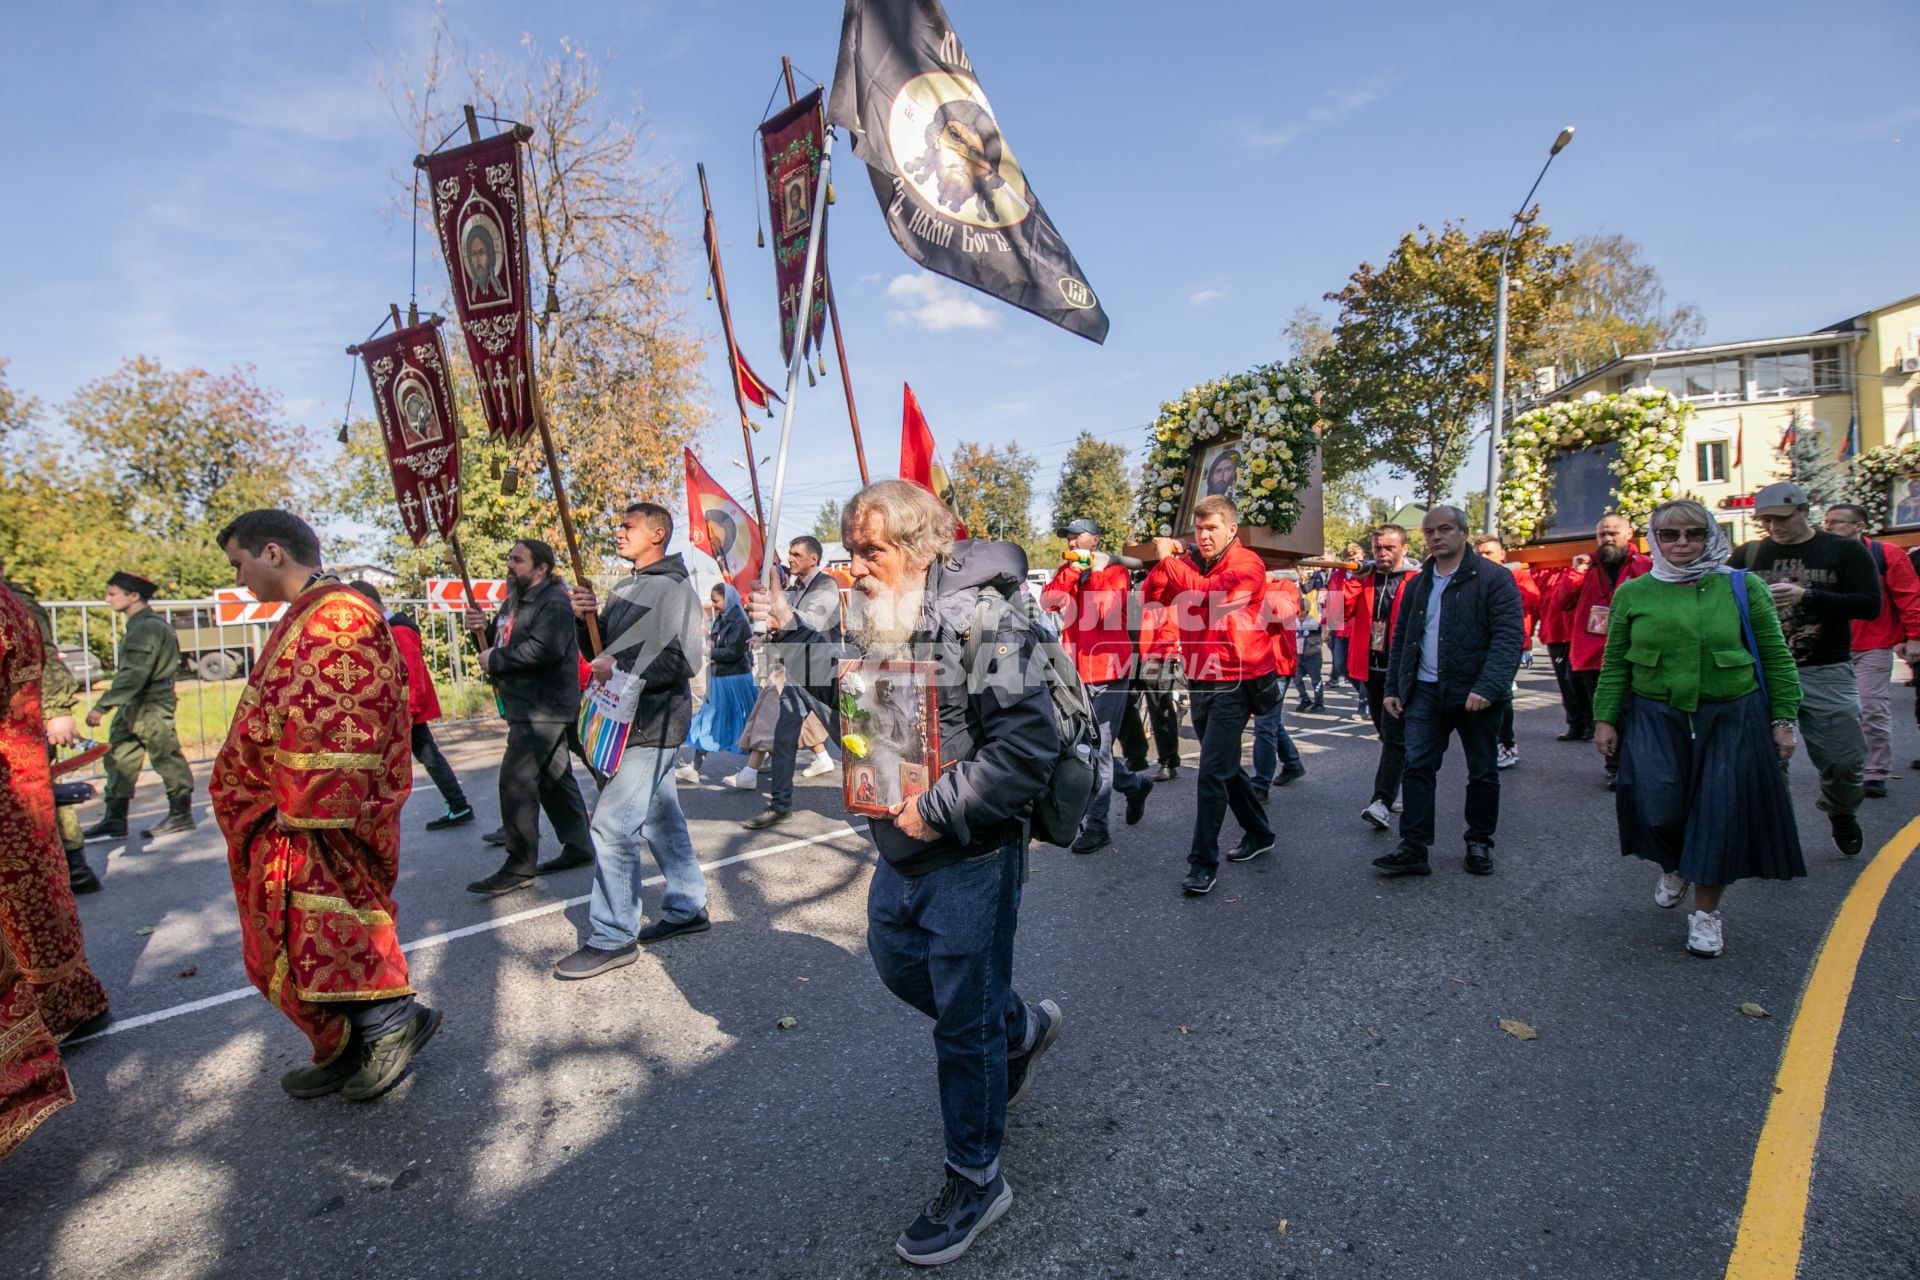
{"left": 43, "top": 598, "right": 491, "bottom": 776}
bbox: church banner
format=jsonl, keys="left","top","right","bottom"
{"left": 759, "top": 89, "right": 830, "bottom": 365}
{"left": 418, "top": 130, "right": 539, "bottom": 441}
{"left": 827, "top": 0, "right": 1109, "bottom": 344}
{"left": 358, "top": 320, "right": 463, "bottom": 546}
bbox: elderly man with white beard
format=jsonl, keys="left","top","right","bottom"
{"left": 750, "top": 479, "right": 1064, "bottom": 1268}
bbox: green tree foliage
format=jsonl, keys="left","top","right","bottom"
{"left": 1316, "top": 218, "right": 1569, "bottom": 506}
{"left": 1050, "top": 431, "right": 1134, "bottom": 544}
{"left": 1782, "top": 406, "right": 1846, "bottom": 510}
{"left": 1282, "top": 305, "right": 1334, "bottom": 362}
{"left": 949, "top": 441, "right": 1046, "bottom": 562}
{"left": 0, "top": 357, "right": 309, "bottom": 599}
{"left": 812, "top": 499, "right": 843, "bottom": 543}
{"left": 1526, "top": 233, "right": 1705, "bottom": 378}
{"left": 1321, "top": 471, "right": 1374, "bottom": 554}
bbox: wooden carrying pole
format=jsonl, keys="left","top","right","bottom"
{"left": 460, "top": 104, "right": 602, "bottom": 655}
{"left": 781, "top": 56, "right": 868, "bottom": 485}
{"left": 697, "top": 161, "right": 768, "bottom": 531}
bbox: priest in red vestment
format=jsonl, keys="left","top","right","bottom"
{"left": 212, "top": 510, "right": 440, "bottom": 1101}
{"left": 0, "top": 929, "right": 70, "bottom": 1161}
{"left": 0, "top": 582, "right": 108, "bottom": 1041}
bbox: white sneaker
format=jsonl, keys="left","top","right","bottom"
{"left": 1686, "top": 910, "right": 1723, "bottom": 958}
{"left": 1361, "top": 799, "right": 1391, "bottom": 830}
{"left": 724, "top": 767, "right": 758, "bottom": 790}
{"left": 1496, "top": 746, "right": 1519, "bottom": 770}
{"left": 673, "top": 762, "right": 700, "bottom": 786}
{"left": 1655, "top": 871, "right": 1690, "bottom": 909}
{"left": 800, "top": 754, "right": 835, "bottom": 779}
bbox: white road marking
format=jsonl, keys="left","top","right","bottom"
{"left": 64, "top": 823, "right": 872, "bottom": 1047}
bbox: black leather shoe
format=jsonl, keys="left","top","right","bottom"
{"left": 1276, "top": 764, "right": 1306, "bottom": 787}
{"left": 1226, "top": 837, "right": 1274, "bottom": 863}
{"left": 1180, "top": 866, "right": 1216, "bottom": 895}
{"left": 636, "top": 911, "right": 711, "bottom": 944}
{"left": 744, "top": 807, "right": 792, "bottom": 831}
{"left": 466, "top": 870, "right": 535, "bottom": 897}
{"left": 1555, "top": 729, "right": 1585, "bottom": 742}
{"left": 1124, "top": 777, "right": 1153, "bottom": 825}
{"left": 1863, "top": 780, "right": 1888, "bottom": 799}
{"left": 534, "top": 849, "right": 594, "bottom": 875}
{"left": 1830, "top": 813, "right": 1864, "bottom": 857}
{"left": 1153, "top": 764, "right": 1179, "bottom": 783}
{"left": 1371, "top": 847, "right": 1432, "bottom": 877}
{"left": 1069, "top": 830, "right": 1110, "bottom": 855}
{"left": 1464, "top": 843, "right": 1494, "bottom": 875}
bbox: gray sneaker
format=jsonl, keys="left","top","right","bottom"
{"left": 1007, "top": 999, "right": 1063, "bottom": 1107}
{"left": 553, "top": 943, "right": 639, "bottom": 980}
{"left": 895, "top": 1168, "right": 1014, "bottom": 1267}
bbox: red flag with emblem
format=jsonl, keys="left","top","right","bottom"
{"left": 684, "top": 449, "right": 765, "bottom": 594}
{"left": 899, "top": 383, "right": 968, "bottom": 539}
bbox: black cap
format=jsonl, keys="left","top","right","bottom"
{"left": 107, "top": 571, "right": 157, "bottom": 598}
{"left": 1062, "top": 518, "right": 1102, "bottom": 536}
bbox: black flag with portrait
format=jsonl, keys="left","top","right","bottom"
{"left": 827, "top": 0, "right": 1109, "bottom": 344}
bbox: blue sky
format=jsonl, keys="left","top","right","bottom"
{"left": 3, "top": 0, "right": 1915, "bottom": 559}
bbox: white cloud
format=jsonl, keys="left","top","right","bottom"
{"left": 1243, "top": 77, "right": 1395, "bottom": 151}
{"left": 1189, "top": 287, "right": 1230, "bottom": 306}
{"left": 885, "top": 273, "right": 998, "bottom": 332}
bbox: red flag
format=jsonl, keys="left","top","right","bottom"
{"left": 1733, "top": 417, "right": 1743, "bottom": 468}
{"left": 899, "top": 383, "right": 968, "bottom": 539}
{"left": 736, "top": 349, "right": 783, "bottom": 416}
{"left": 684, "top": 448, "right": 765, "bottom": 594}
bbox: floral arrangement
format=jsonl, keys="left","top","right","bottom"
{"left": 1497, "top": 387, "right": 1693, "bottom": 544}
{"left": 1843, "top": 440, "right": 1920, "bottom": 529}
{"left": 1135, "top": 360, "right": 1321, "bottom": 537}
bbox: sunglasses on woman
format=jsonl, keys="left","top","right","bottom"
{"left": 1653, "top": 527, "right": 1709, "bottom": 544}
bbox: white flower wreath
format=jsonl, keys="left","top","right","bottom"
{"left": 1135, "top": 360, "right": 1321, "bottom": 538}
{"left": 1497, "top": 387, "right": 1694, "bottom": 544}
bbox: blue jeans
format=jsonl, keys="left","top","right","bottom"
{"left": 1396, "top": 682, "right": 1502, "bottom": 856}
{"left": 1247, "top": 694, "right": 1303, "bottom": 803}
{"left": 867, "top": 841, "right": 1035, "bottom": 1181}
{"left": 587, "top": 744, "right": 707, "bottom": 948}
{"left": 1187, "top": 680, "right": 1274, "bottom": 869}
{"left": 1084, "top": 681, "right": 1146, "bottom": 838}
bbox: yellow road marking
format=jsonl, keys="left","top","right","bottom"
{"left": 1725, "top": 815, "right": 1920, "bottom": 1278}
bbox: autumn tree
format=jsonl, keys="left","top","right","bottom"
{"left": 351, "top": 25, "right": 708, "bottom": 575}
{"left": 1315, "top": 217, "right": 1569, "bottom": 505}
{"left": 949, "top": 441, "right": 1041, "bottom": 560}
{"left": 1526, "top": 233, "right": 1705, "bottom": 378}
{"left": 1050, "top": 431, "right": 1134, "bottom": 544}
{"left": 812, "top": 499, "right": 842, "bottom": 543}
{"left": 0, "top": 359, "right": 38, "bottom": 443}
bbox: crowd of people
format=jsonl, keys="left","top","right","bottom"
{"left": 2, "top": 474, "right": 1916, "bottom": 1267}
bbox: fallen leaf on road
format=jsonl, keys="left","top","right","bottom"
{"left": 1498, "top": 1018, "right": 1538, "bottom": 1041}
{"left": 177, "top": 966, "right": 197, "bottom": 978}
{"left": 775, "top": 1016, "right": 798, "bottom": 1031}
{"left": 1739, "top": 1002, "right": 1770, "bottom": 1019}
{"left": 1178, "top": 1025, "right": 1190, "bottom": 1035}
{"left": 133, "top": 926, "right": 155, "bottom": 936}
{"left": 1277, "top": 1219, "right": 1288, "bottom": 1235}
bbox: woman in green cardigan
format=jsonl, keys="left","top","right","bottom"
{"left": 1592, "top": 499, "right": 1803, "bottom": 959}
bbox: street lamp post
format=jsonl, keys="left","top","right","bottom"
{"left": 1484, "top": 125, "right": 1575, "bottom": 537}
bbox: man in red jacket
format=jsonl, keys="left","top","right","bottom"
{"left": 1822, "top": 504, "right": 1920, "bottom": 797}
{"left": 1342, "top": 524, "right": 1418, "bottom": 830}
{"left": 1552, "top": 514, "right": 1651, "bottom": 785}
{"left": 348, "top": 581, "right": 472, "bottom": 829}
{"left": 1043, "top": 517, "right": 1152, "bottom": 853}
{"left": 1146, "top": 496, "right": 1278, "bottom": 894}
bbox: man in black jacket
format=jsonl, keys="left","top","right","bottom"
{"left": 555, "top": 502, "right": 709, "bottom": 979}
{"left": 1374, "top": 506, "right": 1524, "bottom": 878}
{"left": 746, "top": 535, "right": 845, "bottom": 829}
{"left": 750, "top": 480, "right": 1063, "bottom": 1267}
{"left": 463, "top": 539, "right": 595, "bottom": 896}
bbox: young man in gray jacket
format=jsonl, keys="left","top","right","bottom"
{"left": 558, "top": 502, "right": 708, "bottom": 979}
{"left": 752, "top": 480, "right": 1063, "bottom": 1267}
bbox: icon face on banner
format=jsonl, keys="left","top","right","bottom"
{"left": 887, "top": 72, "right": 1031, "bottom": 228}
{"left": 780, "top": 169, "right": 812, "bottom": 238}
{"left": 458, "top": 197, "right": 512, "bottom": 307}
{"left": 395, "top": 371, "right": 444, "bottom": 449}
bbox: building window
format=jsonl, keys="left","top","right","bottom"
{"left": 1650, "top": 359, "right": 1741, "bottom": 404}
{"left": 1696, "top": 440, "right": 1729, "bottom": 484}
{"left": 1752, "top": 346, "right": 1844, "bottom": 398}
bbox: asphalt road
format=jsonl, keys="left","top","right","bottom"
{"left": 3, "top": 662, "right": 1915, "bottom": 1279}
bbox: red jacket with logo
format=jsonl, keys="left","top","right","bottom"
{"left": 1143, "top": 539, "right": 1275, "bottom": 683}
{"left": 1557, "top": 553, "right": 1652, "bottom": 671}
{"left": 1042, "top": 559, "right": 1136, "bottom": 685}
{"left": 1261, "top": 578, "right": 1301, "bottom": 677}
{"left": 1339, "top": 566, "right": 1415, "bottom": 683}
{"left": 1852, "top": 538, "right": 1920, "bottom": 652}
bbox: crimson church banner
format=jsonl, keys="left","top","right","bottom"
{"left": 759, "top": 89, "right": 830, "bottom": 365}
{"left": 358, "top": 321, "right": 463, "bottom": 546}
{"left": 827, "top": 0, "right": 1109, "bottom": 344}
{"left": 418, "top": 131, "right": 538, "bottom": 441}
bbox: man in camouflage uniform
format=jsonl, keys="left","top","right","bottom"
{"left": 81, "top": 572, "right": 195, "bottom": 841}
{"left": 0, "top": 560, "right": 98, "bottom": 892}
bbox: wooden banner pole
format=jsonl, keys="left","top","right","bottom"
{"left": 781, "top": 56, "right": 869, "bottom": 486}
{"left": 697, "top": 161, "right": 769, "bottom": 532}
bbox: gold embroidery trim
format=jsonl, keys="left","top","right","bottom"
{"left": 289, "top": 891, "right": 393, "bottom": 927}
{"left": 281, "top": 815, "right": 357, "bottom": 830}
{"left": 267, "top": 951, "right": 289, "bottom": 1007}
{"left": 274, "top": 749, "right": 383, "bottom": 771}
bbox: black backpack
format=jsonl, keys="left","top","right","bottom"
{"left": 963, "top": 590, "right": 1099, "bottom": 847}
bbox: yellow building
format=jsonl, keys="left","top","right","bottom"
{"left": 1539, "top": 291, "right": 1920, "bottom": 543}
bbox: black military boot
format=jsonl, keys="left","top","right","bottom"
{"left": 142, "top": 794, "right": 197, "bottom": 839}
{"left": 66, "top": 844, "right": 102, "bottom": 895}
{"left": 81, "top": 799, "right": 128, "bottom": 842}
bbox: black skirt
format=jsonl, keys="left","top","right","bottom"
{"left": 1615, "top": 690, "right": 1805, "bottom": 885}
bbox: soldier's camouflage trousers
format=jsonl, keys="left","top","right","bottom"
{"left": 103, "top": 701, "right": 193, "bottom": 805}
